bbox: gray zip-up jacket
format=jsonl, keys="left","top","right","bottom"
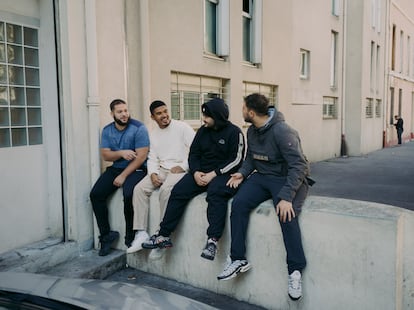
{"left": 239, "top": 110, "right": 309, "bottom": 202}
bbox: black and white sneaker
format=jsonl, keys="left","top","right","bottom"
{"left": 141, "top": 233, "right": 173, "bottom": 249}
{"left": 201, "top": 238, "right": 218, "bottom": 261}
{"left": 288, "top": 270, "right": 302, "bottom": 300}
{"left": 217, "top": 259, "right": 251, "bottom": 280}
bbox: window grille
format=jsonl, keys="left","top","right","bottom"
{"left": 170, "top": 72, "right": 227, "bottom": 126}
{"left": 242, "top": 82, "right": 278, "bottom": 107}
{"left": 323, "top": 97, "right": 337, "bottom": 119}
{"left": 375, "top": 99, "right": 381, "bottom": 118}
{"left": 365, "top": 98, "right": 374, "bottom": 118}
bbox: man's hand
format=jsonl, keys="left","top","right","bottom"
{"left": 121, "top": 150, "right": 137, "bottom": 161}
{"left": 194, "top": 171, "right": 207, "bottom": 186}
{"left": 276, "top": 200, "right": 295, "bottom": 223}
{"left": 150, "top": 173, "right": 163, "bottom": 187}
{"left": 226, "top": 173, "right": 244, "bottom": 188}
{"left": 201, "top": 171, "right": 216, "bottom": 184}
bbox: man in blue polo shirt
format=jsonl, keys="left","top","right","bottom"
{"left": 90, "top": 99, "right": 149, "bottom": 256}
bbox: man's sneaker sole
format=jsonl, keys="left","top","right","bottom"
{"left": 142, "top": 240, "right": 173, "bottom": 249}
{"left": 288, "top": 294, "right": 302, "bottom": 301}
{"left": 217, "top": 263, "right": 251, "bottom": 281}
{"left": 201, "top": 252, "right": 215, "bottom": 260}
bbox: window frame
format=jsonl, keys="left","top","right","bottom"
{"left": 170, "top": 72, "right": 227, "bottom": 127}
{"left": 322, "top": 96, "right": 338, "bottom": 119}
{"left": 300, "top": 49, "right": 310, "bottom": 80}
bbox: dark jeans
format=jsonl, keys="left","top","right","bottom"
{"left": 230, "top": 173, "right": 308, "bottom": 274}
{"left": 90, "top": 166, "right": 146, "bottom": 244}
{"left": 159, "top": 173, "right": 237, "bottom": 240}
{"left": 397, "top": 129, "right": 403, "bottom": 144}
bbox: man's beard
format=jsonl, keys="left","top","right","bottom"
{"left": 243, "top": 114, "right": 253, "bottom": 123}
{"left": 114, "top": 116, "right": 130, "bottom": 126}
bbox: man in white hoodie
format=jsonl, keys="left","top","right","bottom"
{"left": 127, "top": 100, "right": 195, "bottom": 254}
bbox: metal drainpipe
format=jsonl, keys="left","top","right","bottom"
{"left": 139, "top": 0, "right": 151, "bottom": 122}
{"left": 340, "top": 0, "right": 348, "bottom": 157}
{"left": 85, "top": 0, "right": 101, "bottom": 245}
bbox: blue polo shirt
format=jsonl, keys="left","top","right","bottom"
{"left": 101, "top": 119, "right": 149, "bottom": 169}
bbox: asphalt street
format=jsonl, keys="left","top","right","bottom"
{"left": 309, "top": 141, "right": 414, "bottom": 210}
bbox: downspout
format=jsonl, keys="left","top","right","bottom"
{"left": 383, "top": 0, "right": 391, "bottom": 147}
{"left": 139, "top": 0, "right": 151, "bottom": 122}
{"left": 85, "top": 0, "right": 101, "bottom": 184}
{"left": 340, "top": 0, "right": 348, "bottom": 157}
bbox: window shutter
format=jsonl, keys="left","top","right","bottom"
{"left": 251, "top": 0, "right": 262, "bottom": 64}
{"left": 217, "top": 0, "right": 229, "bottom": 56}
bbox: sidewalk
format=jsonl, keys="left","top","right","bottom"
{"left": 309, "top": 141, "right": 414, "bottom": 210}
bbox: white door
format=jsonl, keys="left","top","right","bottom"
{"left": 0, "top": 1, "right": 62, "bottom": 254}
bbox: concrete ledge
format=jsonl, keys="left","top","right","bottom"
{"left": 120, "top": 192, "right": 414, "bottom": 310}
{"left": 0, "top": 238, "right": 125, "bottom": 280}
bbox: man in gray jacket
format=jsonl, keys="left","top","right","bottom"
{"left": 218, "top": 93, "right": 310, "bottom": 301}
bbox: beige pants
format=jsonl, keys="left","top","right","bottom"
{"left": 132, "top": 167, "right": 186, "bottom": 231}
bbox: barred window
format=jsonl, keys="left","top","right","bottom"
{"left": 365, "top": 98, "right": 374, "bottom": 118}
{"left": 375, "top": 99, "right": 381, "bottom": 118}
{"left": 171, "top": 72, "right": 227, "bottom": 126}
{"left": 323, "top": 96, "right": 337, "bottom": 119}
{"left": 0, "top": 21, "right": 41, "bottom": 148}
{"left": 242, "top": 82, "right": 278, "bottom": 107}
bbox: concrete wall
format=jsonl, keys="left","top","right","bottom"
{"left": 103, "top": 191, "right": 414, "bottom": 310}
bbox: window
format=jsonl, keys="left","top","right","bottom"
{"left": 204, "top": 0, "right": 229, "bottom": 57}
{"left": 330, "top": 31, "right": 338, "bottom": 88}
{"left": 389, "top": 87, "right": 394, "bottom": 124}
{"left": 204, "top": 0, "right": 217, "bottom": 55}
{"left": 242, "top": 0, "right": 262, "bottom": 64}
{"left": 365, "top": 98, "right": 373, "bottom": 118}
{"left": 391, "top": 25, "right": 396, "bottom": 71}
{"left": 371, "top": 0, "right": 381, "bottom": 32}
{"left": 332, "top": 0, "right": 340, "bottom": 16}
{"left": 0, "top": 22, "right": 41, "bottom": 148}
{"left": 323, "top": 97, "right": 337, "bottom": 119}
{"left": 398, "top": 88, "right": 402, "bottom": 116}
{"left": 376, "top": 45, "right": 380, "bottom": 93}
{"left": 300, "top": 49, "right": 310, "bottom": 79}
{"left": 170, "top": 72, "right": 227, "bottom": 126}
{"left": 375, "top": 99, "right": 381, "bottom": 118}
{"left": 242, "top": 82, "right": 278, "bottom": 107}
{"left": 370, "top": 41, "right": 375, "bottom": 91}
{"left": 400, "top": 30, "right": 404, "bottom": 73}
{"left": 407, "top": 35, "right": 411, "bottom": 76}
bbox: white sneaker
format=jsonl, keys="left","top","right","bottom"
{"left": 288, "top": 270, "right": 302, "bottom": 300}
{"left": 217, "top": 259, "right": 251, "bottom": 280}
{"left": 126, "top": 231, "right": 149, "bottom": 254}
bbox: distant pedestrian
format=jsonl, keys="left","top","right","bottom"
{"left": 394, "top": 115, "right": 404, "bottom": 145}
{"left": 90, "top": 99, "right": 149, "bottom": 256}
{"left": 218, "top": 93, "right": 310, "bottom": 301}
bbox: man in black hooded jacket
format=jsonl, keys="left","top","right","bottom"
{"left": 142, "top": 98, "right": 245, "bottom": 261}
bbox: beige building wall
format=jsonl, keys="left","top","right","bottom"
{"left": 344, "top": 0, "right": 388, "bottom": 156}
{"left": 118, "top": 0, "right": 348, "bottom": 161}
{"left": 385, "top": 0, "right": 414, "bottom": 146}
